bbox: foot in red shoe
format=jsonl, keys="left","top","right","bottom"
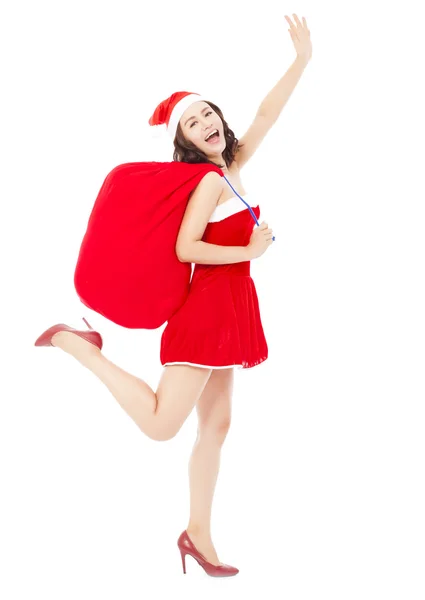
{"left": 185, "top": 530, "right": 221, "bottom": 566}
{"left": 34, "top": 318, "right": 103, "bottom": 358}
{"left": 177, "top": 530, "right": 239, "bottom": 577}
{"left": 51, "top": 329, "right": 101, "bottom": 357}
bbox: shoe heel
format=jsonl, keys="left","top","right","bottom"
{"left": 82, "top": 317, "right": 93, "bottom": 330}
{"left": 179, "top": 549, "right": 187, "bottom": 574}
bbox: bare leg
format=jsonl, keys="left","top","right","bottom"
{"left": 50, "top": 330, "right": 212, "bottom": 441}
{"left": 186, "top": 368, "right": 234, "bottom": 565}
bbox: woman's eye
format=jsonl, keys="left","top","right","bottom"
{"left": 190, "top": 111, "right": 212, "bottom": 128}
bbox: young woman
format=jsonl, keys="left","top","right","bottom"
{"left": 34, "top": 14, "right": 311, "bottom": 578}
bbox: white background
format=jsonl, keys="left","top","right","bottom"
{"left": 1, "top": 0, "right": 424, "bottom": 598}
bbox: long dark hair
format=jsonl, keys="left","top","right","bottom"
{"left": 173, "top": 100, "right": 244, "bottom": 170}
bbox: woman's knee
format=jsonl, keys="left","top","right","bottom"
{"left": 153, "top": 365, "right": 213, "bottom": 441}
{"left": 153, "top": 410, "right": 232, "bottom": 443}
{"left": 196, "top": 368, "right": 234, "bottom": 444}
{"left": 198, "top": 413, "right": 232, "bottom": 444}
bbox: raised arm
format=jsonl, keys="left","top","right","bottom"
{"left": 176, "top": 172, "right": 251, "bottom": 265}
{"left": 235, "top": 14, "right": 312, "bottom": 170}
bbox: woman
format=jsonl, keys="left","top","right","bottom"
{"left": 34, "top": 14, "right": 312, "bottom": 577}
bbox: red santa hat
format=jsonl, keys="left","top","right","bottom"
{"left": 148, "top": 91, "right": 209, "bottom": 142}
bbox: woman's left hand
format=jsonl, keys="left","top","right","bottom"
{"left": 285, "top": 14, "right": 312, "bottom": 64}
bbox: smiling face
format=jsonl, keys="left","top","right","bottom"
{"left": 179, "top": 101, "right": 226, "bottom": 159}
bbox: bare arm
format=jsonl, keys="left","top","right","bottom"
{"left": 176, "top": 171, "right": 252, "bottom": 265}
{"left": 180, "top": 239, "right": 250, "bottom": 265}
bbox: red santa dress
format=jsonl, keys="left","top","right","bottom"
{"left": 160, "top": 192, "right": 268, "bottom": 370}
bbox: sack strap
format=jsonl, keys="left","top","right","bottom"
{"left": 222, "top": 175, "right": 276, "bottom": 241}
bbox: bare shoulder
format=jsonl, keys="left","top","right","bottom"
{"left": 182, "top": 170, "right": 223, "bottom": 225}
{"left": 200, "top": 170, "right": 223, "bottom": 192}
{"left": 187, "top": 170, "right": 223, "bottom": 202}
{"left": 187, "top": 160, "right": 241, "bottom": 204}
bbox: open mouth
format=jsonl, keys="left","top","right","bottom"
{"left": 205, "top": 130, "right": 220, "bottom": 143}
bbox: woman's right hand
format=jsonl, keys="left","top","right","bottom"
{"left": 247, "top": 221, "right": 274, "bottom": 259}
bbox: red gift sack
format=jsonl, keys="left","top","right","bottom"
{"left": 74, "top": 161, "right": 223, "bottom": 329}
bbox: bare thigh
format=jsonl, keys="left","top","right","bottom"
{"left": 196, "top": 368, "right": 235, "bottom": 440}
{"left": 155, "top": 365, "right": 213, "bottom": 439}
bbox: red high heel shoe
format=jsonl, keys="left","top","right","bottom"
{"left": 34, "top": 317, "right": 103, "bottom": 351}
{"left": 177, "top": 530, "right": 239, "bottom": 577}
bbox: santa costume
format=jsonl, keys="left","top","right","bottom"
{"left": 74, "top": 91, "right": 269, "bottom": 369}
